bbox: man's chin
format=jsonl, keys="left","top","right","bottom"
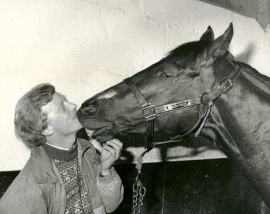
{"left": 73, "top": 118, "right": 84, "bottom": 129}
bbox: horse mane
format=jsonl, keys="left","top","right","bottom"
{"left": 237, "top": 61, "right": 270, "bottom": 96}
{"left": 167, "top": 41, "right": 206, "bottom": 59}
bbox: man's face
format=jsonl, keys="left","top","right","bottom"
{"left": 42, "top": 92, "right": 82, "bottom": 136}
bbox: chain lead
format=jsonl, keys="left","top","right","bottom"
{"left": 132, "top": 153, "right": 147, "bottom": 214}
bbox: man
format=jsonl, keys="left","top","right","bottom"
{"left": 0, "top": 83, "right": 123, "bottom": 214}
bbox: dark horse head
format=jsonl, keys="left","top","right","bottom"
{"left": 77, "top": 23, "right": 234, "bottom": 142}
{"left": 78, "top": 23, "right": 270, "bottom": 207}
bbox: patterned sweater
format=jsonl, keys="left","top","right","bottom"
{"left": 43, "top": 142, "right": 93, "bottom": 214}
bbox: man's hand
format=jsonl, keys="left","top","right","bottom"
{"left": 99, "top": 139, "right": 123, "bottom": 176}
{"left": 85, "top": 129, "right": 123, "bottom": 176}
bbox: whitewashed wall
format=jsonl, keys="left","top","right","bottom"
{"left": 0, "top": 0, "right": 269, "bottom": 171}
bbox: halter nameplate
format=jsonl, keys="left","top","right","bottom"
{"left": 155, "top": 97, "right": 201, "bottom": 114}
{"left": 164, "top": 100, "right": 191, "bottom": 111}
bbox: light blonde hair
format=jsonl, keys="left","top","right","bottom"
{"left": 14, "top": 83, "right": 55, "bottom": 147}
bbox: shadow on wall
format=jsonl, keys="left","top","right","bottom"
{"left": 235, "top": 42, "right": 255, "bottom": 63}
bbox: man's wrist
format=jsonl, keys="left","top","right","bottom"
{"left": 100, "top": 168, "right": 112, "bottom": 177}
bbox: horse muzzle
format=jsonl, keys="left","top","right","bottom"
{"left": 79, "top": 104, "right": 100, "bottom": 119}
{"left": 77, "top": 103, "right": 101, "bottom": 127}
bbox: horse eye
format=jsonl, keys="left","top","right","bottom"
{"left": 160, "top": 73, "right": 172, "bottom": 78}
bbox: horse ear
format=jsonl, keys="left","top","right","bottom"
{"left": 200, "top": 26, "right": 214, "bottom": 41}
{"left": 206, "top": 23, "right": 233, "bottom": 59}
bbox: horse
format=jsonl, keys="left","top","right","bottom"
{"left": 77, "top": 23, "right": 270, "bottom": 207}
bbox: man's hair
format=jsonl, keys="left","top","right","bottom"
{"left": 14, "top": 83, "right": 55, "bottom": 147}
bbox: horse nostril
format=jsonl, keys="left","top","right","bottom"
{"left": 82, "top": 105, "right": 99, "bottom": 119}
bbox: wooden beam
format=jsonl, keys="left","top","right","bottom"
{"left": 199, "top": 0, "right": 270, "bottom": 29}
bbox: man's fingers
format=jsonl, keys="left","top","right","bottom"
{"left": 106, "top": 141, "right": 122, "bottom": 151}
{"left": 103, "top": 145, "right": 116, "bottom": 157}
{"left": 109, "top": 139, "right": 123, "bottom": 148}
{"left": 91, "top": 138, "right": 123, "bottom": 159}
{"left": 106, "top": 141, "right": 122, "bottom": 157}
{"left": 107, "top": 139, "right": 123, "bottom": 150}
{"left": 85, "top": 129, "right": 94, "bottom": 138}
{"left": 90, "top": 139, "right": 103, "bottom": 153}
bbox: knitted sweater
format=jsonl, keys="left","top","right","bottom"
{"left": 43, "top": 142, "right": 93, "bottom": 214}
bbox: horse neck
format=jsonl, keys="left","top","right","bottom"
{"left": 202, "top": 59, "right": 270, "bottom": 207}
{"left": 207, "top": 60, "right": 270, "bottom": 144}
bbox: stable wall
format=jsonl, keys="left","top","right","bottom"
{"left": 0, "top": 0, "right": 270, "bottom": 171}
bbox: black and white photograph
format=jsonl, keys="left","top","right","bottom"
{"left": 0, "top": 0, "right": 270, "bottom": 213}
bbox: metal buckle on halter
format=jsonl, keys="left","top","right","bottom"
{"left": 220, "top": 78, "right": 233, "bottom": 94}
{"left": 142, "top": 103, "right": 156, "bottom": 121}
{"left": 200, "top": 92, "right": 209, "bottom": 105}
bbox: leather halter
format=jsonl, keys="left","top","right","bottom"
{"left": 124, "top": 54, "right": 242, "bottom": 153}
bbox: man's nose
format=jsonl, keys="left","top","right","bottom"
{"left": 68, "top": 102, "right": 77, "bottom": 111}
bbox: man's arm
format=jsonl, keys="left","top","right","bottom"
{"left": 89, "top": 137, "right": 124, "bottom": 213}
{"left": 97, "top": 167, "right": 124, "bottom": 213}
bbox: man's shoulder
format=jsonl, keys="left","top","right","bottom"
{"left": 0, "top": 154, "right": 55, "bottom": 213}
{"left": 11, "top": 146, "right": 58, "bottom": 185}
{"left": 16, "top": 148, "right": 54, "bottom": 181}
{"left": 0, "top": 157, "right": 42, "bottom": 201}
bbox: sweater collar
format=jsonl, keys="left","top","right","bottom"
{"left": 43, "top": 142, "right": 78, "bottom": 161}
{"left": 30, "top": 138, "right": 94, "bottom": 183}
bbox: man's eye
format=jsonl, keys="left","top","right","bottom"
{"left": 160, "top": 73, "right": 172, "bottom": 78}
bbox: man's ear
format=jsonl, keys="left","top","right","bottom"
{"left": 42, "top": 125, "right": 54, "bottom": 136}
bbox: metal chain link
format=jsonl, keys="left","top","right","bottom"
{"left": 132, "top": 154, "right": 147, "bottom": 214}
{"left": 132, "top": 178, "right": 146, "bottom": 214}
